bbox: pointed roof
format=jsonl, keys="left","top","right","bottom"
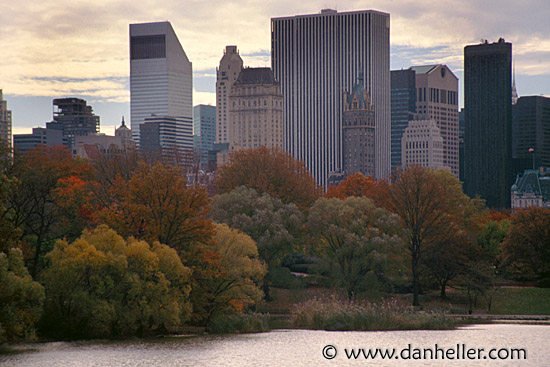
{"left": 116, "top": 116, "right": 130, "bottom": 131}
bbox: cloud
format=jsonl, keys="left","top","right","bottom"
{"left": 1, "top": 0, "right": 549, "bottom": 111}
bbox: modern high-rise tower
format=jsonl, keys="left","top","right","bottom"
{"left": 410, "top": 64, "right": 459, "bottom": 177}
{"left": 271, "top": 9, "right": 390, "bottom": 186}
{"left": 464, "top": 39, "right": 512, "bottom": 208}
{"left": 216, "top": 46, "right": 243, "bottom": 144}
{"left": 512, "top": 96, "right": 550, "bottom": 170}
{"left": 130, "top": 21, "right": 192, "bottom": 148}
{"left": 390, "top": 70, "right": 416, "bottom": 174}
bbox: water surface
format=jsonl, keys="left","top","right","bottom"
{"left": 1, "top": 324, "right": 547, "bottom": 366}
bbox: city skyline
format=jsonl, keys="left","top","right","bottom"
{"left": 2, "top": 1, "right": 549, "bottom": 135}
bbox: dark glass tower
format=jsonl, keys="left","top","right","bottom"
{"left": 390, "top": 69, "right": 416, "bottom": 174}
{"left": 464, "top": 39, "right": 512, "bottom": 208}
{"left": 512, "top": 96, "right": 550, "bottom": 171}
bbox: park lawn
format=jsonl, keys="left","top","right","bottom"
{"left": 490, "top": 287, "right": 550, "bottom": 315}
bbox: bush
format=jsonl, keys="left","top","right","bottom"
{"left": 207, "top": 313, "right": 270, "bottom": 334}
{"left": 292, "top": 296, "right": 455, "bottom": 331}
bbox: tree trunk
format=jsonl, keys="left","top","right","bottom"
{"left": 440, "top": 279, "right": 448, "bottom": 299}
{"left": 412, "top": 249, "right": 420, "bottom": 306}
{"left": 263, "top": 278, "right": 272, "bottom": 302}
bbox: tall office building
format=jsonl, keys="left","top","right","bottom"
{"left": 0, "top": 90, "right": 12, "bottom": 150}
{"left": 139, "top": 115, "right": 193, "bottom": 162}
{"left": 130, "top": 21, "right": 192, "bottom": 148}
{"left": 464, "top": 39, "right": 512, "bottom": 208}
{"left": 390, "top": 70, "right": 416, "bottom": 174}
{"left": 216, "top": 46, "right": 243, "bottom": 144}
{"left": 342, "top": 73, "right": 375, "bottom": 178}
{"left": 410, "top": 64, "right": 459, "bottom": 176}
{"left": 401, "top": 118, "right": 444, "bottom": 170}
{"left": 193, "top": 104, "right": 216, "bottom": 164}
{"left": 228, "top": 68, "right": 283, "bottom": 150}
{"left": 272, "top": 9, "right": 390, "bottom": 186}
{"left": 459, "top": 108, "right": 465, "bottom": 182}
{"left": 46, "top": 98, "right": 99, "bottom": 150}
{"left": 512, "top": 96, "right": 550, "bottom": 170}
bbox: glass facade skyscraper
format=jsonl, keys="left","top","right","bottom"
{"left": 464, "top": 39, "right": 512, "bottom": 208}
{"left": 271, "top": 9, "right": 390, "bottom": 186}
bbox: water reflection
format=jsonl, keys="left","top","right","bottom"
{"left": 1, "top": 324, "right": 548, "bottom": 366}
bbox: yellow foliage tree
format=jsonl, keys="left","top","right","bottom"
{"left": 42, "top": 225, "right": 192, "bottom": 339}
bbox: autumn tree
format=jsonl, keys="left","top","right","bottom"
{"left": 210, "top": 186, "right": 304, "bottom": 299}
{"left": 500, "top": 207, "right": 550, "bottom": 280}
{"left": 95, "top": 161, "right": 219, "bottom": 322}
{"left": 197, "top": 224, "right": 266, "bottom": 325}
{"left": 41, "top": 226, "right": 193, "bottom": 339}
{"left": 0, "top": 248, "right": 44, "bottom": 342}
{"left": 214, "top": 147, "right": 321, "bottom": 210}
{"left": 385, "top": 166, "right": 485, "bottom": 306}
{"left": 98, "top": 161, "right": 214, "bottom": 255}
{"left": 308, "top": 197, "right": 403, "bottom": 300}
{"left": 7, "top": 145, "right": 93, "bottom": 277}
{"left": 325, "top": 172, "right": 387, "bottom": 207}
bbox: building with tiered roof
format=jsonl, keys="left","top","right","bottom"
{"left": 511, "top": 168, "right": 550, "bottom": 210}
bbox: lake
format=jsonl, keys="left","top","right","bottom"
{"left": 1, "top": 324, "right": 548, "bottom": 366}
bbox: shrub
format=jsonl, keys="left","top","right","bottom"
{"left": 291, "top": 296, "right": 455, "bottom": 331}
{"left": 207, "top": 313, "right": 270, "bottom": 334}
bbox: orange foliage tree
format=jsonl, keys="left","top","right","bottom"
{"left": 7, "top": 146, "right": 93, "bottom": 277}
{"left": 214, "top": 147, "right": 321, "bottom": 210}
{"left": 95, "top": 161, "right": 223, "bottom": 324}
{"left": 97, "top": 161, "right": 214, "bottom": 255}
{"left": 325, "top": 172, "right": 388, "bottom": 207}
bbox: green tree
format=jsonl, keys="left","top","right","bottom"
{"left": 41, "top": 225, "right": 192, "bottom": 339}
{"left": 477, "top": 219, "right": 510, "bottom": 269}
{"left": 307, "top": 196, "right": 403, "bottom": 300}
{"left": 210, "top": 186, "right": 304, "bottom": 299}
{"left": 0, "top": 248, "right": 45, "bottom": 342}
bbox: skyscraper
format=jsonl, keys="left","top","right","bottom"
{"left": 216, "top": 46, "right": 243, "bottom": 144}
{"left": 390, "top": 70, "right": 416, "bottom": 174}
{"left": 271, "top": 9, "right": 390, "bottom": 186}
{"left": 46, "top": 97, "right": 99, "bottom": 150}
{"left": 464, "top": 39, "right": 512, "bottom": 208}
{"left": 228, "top": 68, "right": 283, "bottom": 150}
{"left": 130, "top": 21, "right": 192, "bottom": 149}
{"left": 512, "top": 96, "right": 550, "bottom": 170}
{"left": 0, "top": 90, "right": 12, "bottom": 150}
{"left": 409, "top": 64, "right": 459, "bottom": 176}
{"left": 193, "top": 104, "right": 216, "bottom": 164}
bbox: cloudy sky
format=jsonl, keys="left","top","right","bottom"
{"left": 2, "top": 0, "right": 549, "bottom": 135}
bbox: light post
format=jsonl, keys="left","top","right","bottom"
{"left": 529, "top": 147, "right": 535, "bottom": 169}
